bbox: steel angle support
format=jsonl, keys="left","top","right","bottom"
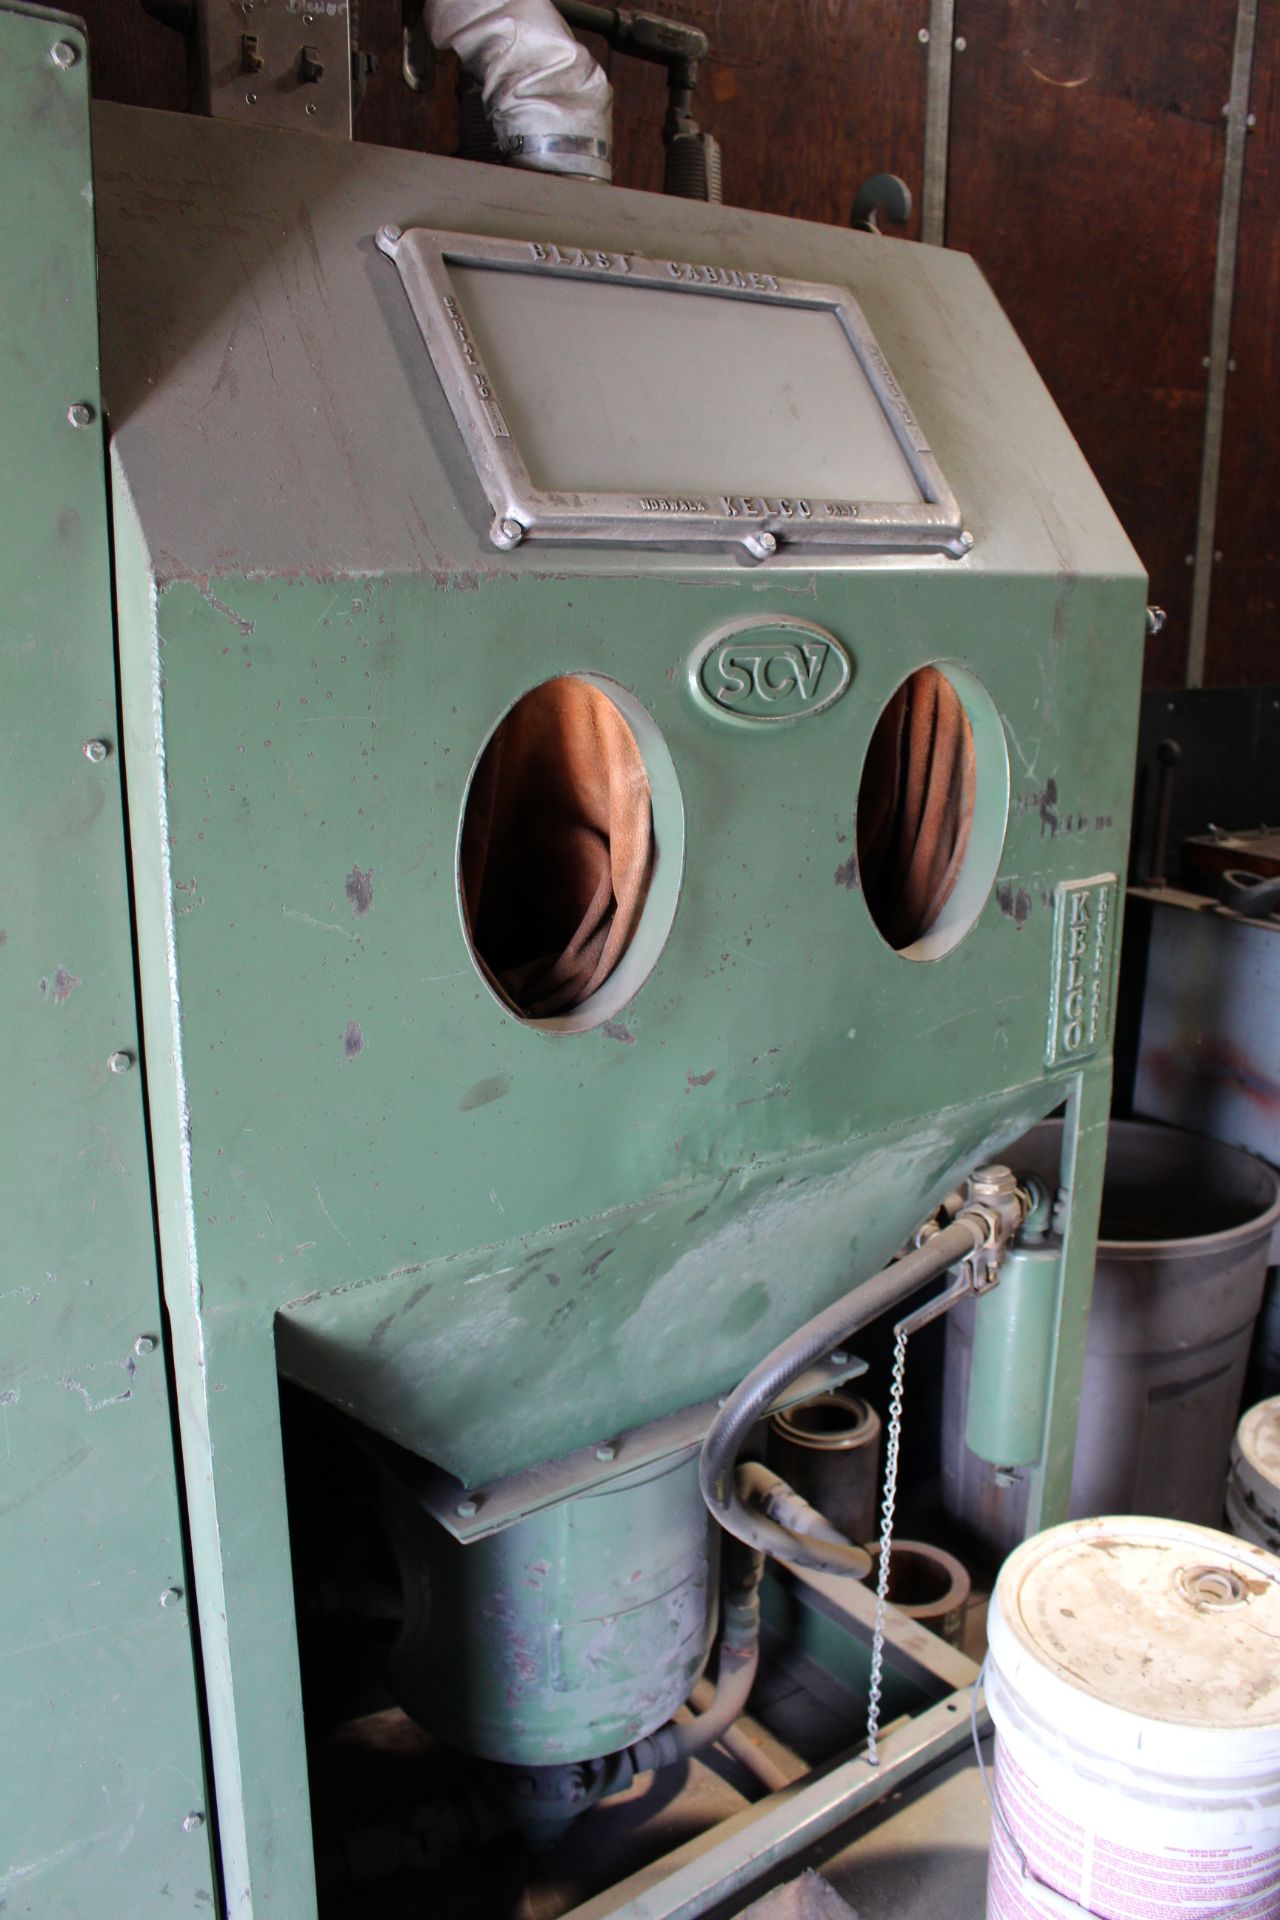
{"left": 560, "top": 1690, "right": 982, "bottom": 1920}
{"left": 1187, "top": 0, "right": 1260, "bottom": 687}
{"left": 1024, "top": 1061, "right": 1112, "bottom": 1533}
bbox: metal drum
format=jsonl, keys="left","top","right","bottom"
{"left": 768, "top": 1391, "right": 881, "bottom": 1545}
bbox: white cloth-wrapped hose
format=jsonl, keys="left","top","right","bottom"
{"left": 426, "top": 0, "right": 613, "bottom": 179}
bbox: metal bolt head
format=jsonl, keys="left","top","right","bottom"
{"left": 971, "top": 1164, "right": 1017, "bottom": 1200}
{"left": 305, "top": 101, "right": 318, "bottom": 115}
{"left": 160, "top": 1585, "right": 184, "bottom": 1608}
{"left": 50, "top": 40, "right": 79, "bottom": 68}
{"left": 594, "top": 1443, "right": 616, "bottom": 1463}
{"left": 829, "top": 1348, "right": 850, "bottom": 1367}
{"left": 134, "top": 1334, "right": 157, "bottom": 1357}
{"left": 954, "top": 34, "right": 967, "bottom": 50}
{"left": 83, "top": 739, "right": 109, "bottom": 764}
{"left": 245, "top": 92, "right": 258, "bottom": 105}
{"left": 1145, "top": 605, "right": 1167, "bottom": 636}
{"left": 743, "top": 530, "right": 777, "bottom": 560}
{"left": 1246, "top": 112, "right": 1257, "bottom": 130}
{"left": 958, "top": 529, "right": 975, "bottom": 551}
{"left": 67, "top": 402, "right": 95, "bottom": 429}
{"left": 182, "top": 1811, "right": 205, "bottom": 1833}
{"left": 108, "top": 1050, "right": 133, "bottom": 1075}
{"left": 918, "top": 25, "right": 930, "bottom": 41}
{"left": 455, "top": 1498, "right": 478, "bottom": 1519}
{"left": 493, "top": 517, "right": 524, "bottom": 550}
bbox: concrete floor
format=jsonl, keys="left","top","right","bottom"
{"left": 818, "top": 1744, "right": 992, "bottom": 1920}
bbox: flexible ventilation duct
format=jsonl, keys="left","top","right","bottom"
{"left": 426, "top": 0, "right": 613, "bottom": 179}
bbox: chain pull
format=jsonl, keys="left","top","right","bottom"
{"left": 865, "top": 1318, "right": 909, "bottom": 1765}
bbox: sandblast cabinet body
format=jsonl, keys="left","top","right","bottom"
{"left": 1, "top": 7, "right": 1145, "bottom": 1912}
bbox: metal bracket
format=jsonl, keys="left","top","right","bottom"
{"left": 398, "top": 1352, "right": 869, "bottom": 1543}
{"left": 141, "top": 0, "right": 355, "bottom": 136}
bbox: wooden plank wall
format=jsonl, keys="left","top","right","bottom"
{"left": 76, "top": 0, "right": 1276, "bottom": 687}
{"left": 947, "top": 2, "right": 1237, "bottom": 687}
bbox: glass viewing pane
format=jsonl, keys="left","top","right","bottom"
{"left": 448, "top": 264, "right": 926, "bottom": 504}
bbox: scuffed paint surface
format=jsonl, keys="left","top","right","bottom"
{"left": 277, "top": 1078, "right": 1061, "bottom": 1485}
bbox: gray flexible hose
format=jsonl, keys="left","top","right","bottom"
{"left": 624, "top": 1548, "right": 766, "bottom": 1776}
{"left": 736, "top": 1460, "right": 861, "bottom": 1556}
{"left": 698, "top": 1217, "right": 985, "bottom": 1575}
{"left": 643, "top": 1641, "right": 760, "bottom": 1769}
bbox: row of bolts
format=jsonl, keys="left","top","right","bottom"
{"left": 55, "top": 308, "right": 202, "bottom": 1830}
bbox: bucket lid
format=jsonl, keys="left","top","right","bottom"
{"left": 988, "top": 1517, "right": 1280, "bottom": 1771}
{"left": 1233, "top": 1398, "right": 1280, "bottom": 1515}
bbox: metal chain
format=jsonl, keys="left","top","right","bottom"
{"left": 865, "top": 1318, "right": 909, "bottom": 1766}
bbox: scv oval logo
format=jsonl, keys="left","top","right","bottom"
{"left": 692, "top": 621, "right": 852, "bottom": 724}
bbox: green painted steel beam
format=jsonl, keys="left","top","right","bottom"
{"left": 1025, "top": 1063, "right": 1114, "bottom": 1532}
{"left": 0, "top": 8, "right": 216, "bottom": 1913}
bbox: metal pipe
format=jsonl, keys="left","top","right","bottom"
{"left": 424, "top": 0, "right": 613, "bottom": 179}
{"left": 554, "top": 1, "right": 721, "bottom": 201}
{"left": 699, "top": 1216, "right": 988, "bottom": 1576}
{"left": 684, "top": 1681, "right": 798, "bottom": 1793}
{"left": 1145, "top": 737, "right": 1181, "bottom": 886}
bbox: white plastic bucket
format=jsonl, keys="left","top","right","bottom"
{"left": 985, "top": 1516, "right": 1280, "bottom": 1920}
{"left": 1227, "top": 1398, "right": 1280, "bottom": 1555}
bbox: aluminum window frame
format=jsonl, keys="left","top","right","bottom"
{"left": 377, "top": 223, "right": 966, "bottom": 561}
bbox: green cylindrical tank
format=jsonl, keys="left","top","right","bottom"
{"left": 963, "top": 1243, "right": 1061, "bottom": 1467}
{"left": 379, "top": 1449, "right": 717, "bottom": 1766}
